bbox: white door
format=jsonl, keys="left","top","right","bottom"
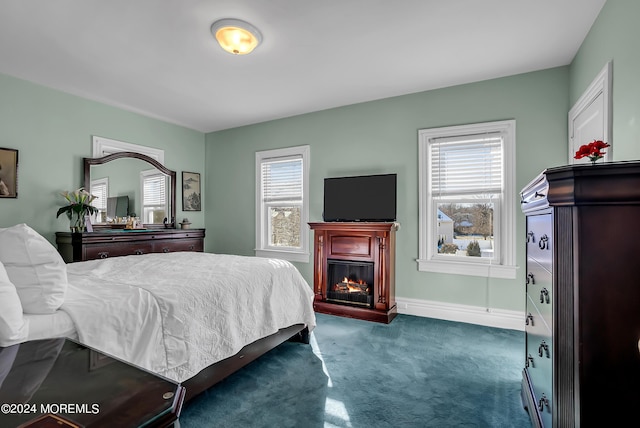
{"left": 568, "top": 62, "right": 612, "bottom": 164}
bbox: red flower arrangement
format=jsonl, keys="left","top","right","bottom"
{"left": 574, "top": 140, "right": 610, "bottom": 165}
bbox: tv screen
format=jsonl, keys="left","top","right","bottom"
{"left": 323, "top": 173, "right": 397, "bottom": 222}
{"left": 107, "top": 195, "right": 129, "bottom": 218}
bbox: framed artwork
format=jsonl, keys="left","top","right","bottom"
{"left": 182, "top": 171, "right": 201, "bottom": 211}
{"left": 0, "top": 147, "right": 18, "bottom": 198}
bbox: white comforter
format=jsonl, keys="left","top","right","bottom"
{"left": 61, "top": 252, "right": 316, "bottom": 383}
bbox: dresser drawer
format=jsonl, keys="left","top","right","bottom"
{"left": 84, "top": 241, "right": 154, "bottom": 260}
{"left": 153, "top": 238, "right": 203, "bottom": 254}
{"left": 523, "top": 366, "right": 552, "bottom": 428}
{"left": 526, "top": 259, "right": 553, "bottom": 330}
{"left": 525, "top": 297, "right": 553, "bottom": 427}
{"left": 525, "top": 293, "right": 551, "bottom": 336}
{"left": 526, "top": 213, "right": 553, "bottom": 271}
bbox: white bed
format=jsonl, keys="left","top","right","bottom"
{"left": 62, "top": 251, "right": 316, "bottom": 382}
{"left": 0, "top": 224, "right": 316, "bottom": 393}
{"left": 23, "top": 311, "right": 77, "bottom": 342}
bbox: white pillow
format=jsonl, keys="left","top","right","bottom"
{"left": 0, "top": 224, "right": 67, "bottom": 314}
{"left": 0, "top": 260, "right": 29, "bottom": 346}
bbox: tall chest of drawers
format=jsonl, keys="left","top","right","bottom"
{"left": 520, "top": 161, "right": 640, "bottom": 427}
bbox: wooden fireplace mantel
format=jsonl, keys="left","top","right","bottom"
{"left": 309, "top": 222, "right": 398, "bottom": 323}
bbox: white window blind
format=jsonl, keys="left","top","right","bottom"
{"left": 143, "top": 174, "right": 166, "bottom": 206}
{"left": 91, "top": 181, "right": 108, "bottom": 211}
{"left": 430, "top": 134, "right": 503, "bottom": 197}
{"left": 261, "top": 156, "right": 303, "bottom": 204}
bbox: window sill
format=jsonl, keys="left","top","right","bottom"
{"left": 255, "top": 249, "right": 310, "bottom": 263}
{"left": 416, "top": 258, "right": 517, "bottom": 279}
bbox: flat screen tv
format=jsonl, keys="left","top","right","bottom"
{"left": 323, "top": 173, "right": 397, "bottom": 222}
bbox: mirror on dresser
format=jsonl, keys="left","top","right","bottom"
{"left": 84, "top": 151, "right": 176, "bottom": 229}
{"left": 55, "top": 150, "right": 205, "bottom": 263}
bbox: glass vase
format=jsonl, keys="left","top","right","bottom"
{"left": 70, "top": 211, "right": 86, "bottom": 233}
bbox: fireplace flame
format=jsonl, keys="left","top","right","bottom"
{"left": 334, "top": 277, "right": 369, "bottom": 294}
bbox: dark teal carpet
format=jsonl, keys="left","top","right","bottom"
{"left": 179, "top": 313, "right": 531, "bottom": 427}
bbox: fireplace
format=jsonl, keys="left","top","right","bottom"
{"left": 326, "top": 260, "right": 374, "bottom": 308}
{"left": 309, "top": 222, "right": 398, "bottom": 323}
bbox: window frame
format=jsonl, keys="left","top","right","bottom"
{"left": 417, "top": 120, "right": 517, "bottom": 279}
{"left": 140, "top": 169, "right": 168, "bottom": 224}
{"left": 255, "top": 145, "right": 310, "bottom": 263}
{"left": 89, "top": 177, "right": 109, "bottom": 223}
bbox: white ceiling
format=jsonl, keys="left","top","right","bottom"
{"left": 0, "top": 0, "right": 606, "bottom": 133}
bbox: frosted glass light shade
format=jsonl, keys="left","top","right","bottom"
{"left": 211, "top": 19, "right": 262, "bottom": 55}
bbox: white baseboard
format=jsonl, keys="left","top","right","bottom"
{"left": 395, "top": 297, "right": 524, "bottom": 331}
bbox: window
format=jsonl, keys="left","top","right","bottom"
{"left": 90, "top": 177, "right": 108, "bottom": 223}
{"left": 418, "top": 120, "right": 516, "bottom": 278}
{"left": 140, "top": 170, "right": 167, "bottom": 223}
{"left": 255, "top": 145, "right": 310, "bottom": 263}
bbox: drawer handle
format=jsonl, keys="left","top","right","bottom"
{"left": 526, "top": 354, "right": 534, "bottom": 368}
{"left": 538, "top": 234, "right": 549, "bottom": 250}
{"left": 189, "top": 245, "right": 194, "bottom": 251}
{"left": 526, "top": 231, "right": 535, "bottom": 243}
{"left": 98, "top": 252, "right": 109, "bottom": 259}
{"left": 540, "top": 288, "right": 550, "bottom": 304}
{"left": 134, "top": 249, "right": 144, "bottom": 255}
{"left": 538, "top": 341, "right": 550, "bottom": 358}
{"left": 535, "top": 191, "right": 546, "bottom": 199}
{"left": 162, "top": 247, "right": 170, "bottom": 253}
{"left": 538, "top": 394, "right": 550, "bottom": 412}
{"left": 526, "top": 273, "right": 535, "bottom": 285}
{"left": 525, "top": 313, "right": 534, "bottom": 326}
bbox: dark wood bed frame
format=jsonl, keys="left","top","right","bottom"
{"left": 83, "top": 152, "right": 313, "bottom": 404}
{"left": 182, "top": 324, "right": 310, "bottom": 403}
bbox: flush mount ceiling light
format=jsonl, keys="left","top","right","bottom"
{"left": 211, "top": 18, "right": 262, "bottom": 55}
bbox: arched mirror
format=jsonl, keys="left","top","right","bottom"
{"left": 84, "top": 152, "right": 176, "bottom": 229}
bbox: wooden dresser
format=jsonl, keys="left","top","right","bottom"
{"left": 56, "top": 228, "right": 205, "bottom": 262}
{"left": 520, "top": 161, "right": 640, "bottom": 427}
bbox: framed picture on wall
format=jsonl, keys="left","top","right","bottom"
{"left": 0, "top": 147, "right": 18, "bottom": 198}
{"left": 182, "top": 171, "right": 201, "bottom": 211}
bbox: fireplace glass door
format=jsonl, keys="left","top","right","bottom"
{"left": 326, "top": 259, "right": 374, "bottom": 308}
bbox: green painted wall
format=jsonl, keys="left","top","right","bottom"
{"left": 3, "top": 0, "right": 633, "bottom": 314}
{"left": 570, "top": 0, "right": 640, "bottom": 160}
{"left": 205, "top": 67, "right": 570, "bottom": 312}
{"left": 0, "top": 73, "right": 206, "bottom": 243}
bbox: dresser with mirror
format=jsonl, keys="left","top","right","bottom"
{"left": 56, "top": 151, "right": 204, "bottom": 262}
